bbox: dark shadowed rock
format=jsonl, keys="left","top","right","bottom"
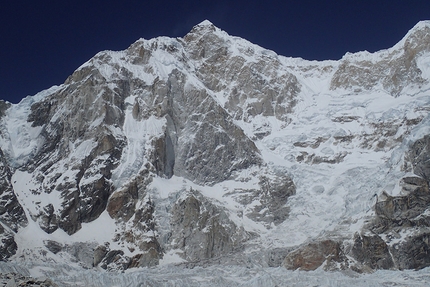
{"left": 0, "top": 100, "right": 11, "bottom": 119}
{"left": 390, "top": 232, "right": 430, "bottom": 270}
{"left": 0, "top": 273, "right": 58, "bottom": 287}
{"left": 0, "top": 227, "right": 18, "bottom": 261}
{"left": 351, "top": 233, "right": 394, "bottom": 270}
{"left": 39, "top": 204, "right": 59, "bottom": 234}
{"left": 43, "top": 240, "right": 63, "bottom": 254}
{"left": 93, "top": 244, "right": 109, "bottom": 267}
{"left": 405, "top": 135, "right": 430, "bottom": 181}
{"left": 0, "top": 149, "right": 27, "bottom": 233}
{"left": 0, "top": 149, "right": 27, "bottom": 260}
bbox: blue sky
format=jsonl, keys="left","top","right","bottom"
{"left": 1, "top": 0, "right": 429, "bottom": 103}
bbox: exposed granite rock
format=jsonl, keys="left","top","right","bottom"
{"left": 330, "top": 24, "right": 429, "bottom": 96}
{"left": 282, "top": 166, "right": 430, "bottom": 273}
{"left": 367, "top": 175, "right": 430, "bottom": 271}
{"left": 4, "top": 21, "right": 429, "bottom": 275}
{"left": 405, "top": 135, "right": 430, "bottom": 181}
{"left": 351, "top": 233, "right": 394, "bottom": 270}
{"left": 183, "top": 22, "right": 300, "bottom": 123}
{"left": 404, "top": 137, "right": 430, "bottom": 182}
{"left": 124, "top": 67, "right": 263, "bottom": 184}
{"left": 107, "top": 171, "right": 163, "bottom": 268}
{"left": 64, "top": 242, "right": 98, "bottom": 269}
{"left": 389, "top": 232, "right": 430, "bottom": 270}
{"left": 43, "top": 240, "right": 63, "bottom": 255}
{"left": 283, "top": 240, "right": 346, "bottom": 271}
{"left": 156, "top": 70, "right": 262, "bottom": 184}
{"left": 93, "top": 244, "right": 109, "bottom": 267}
{"left": 99, "top": 250, "right": 129, "bottom": 271}
{"left": 0, "top": 100, "right": 11, "bottom": 119}
{"left": 23, "top": 80, "right": 126, "bottom": 235}
{"left": 0, "top": 21, "right": 284, "bottom": 268}
{"left": 170, "top": 189, "right": 249, "bottom": 261}
{"left": 27, "top": 100, "right": 53, "bottom": 127}
{"left": 95, "top": 246, "right": 161, "bottom": 271}
{"left": 107, "top": 177, "right": 141, "bottom": 221}
{"left": 0, "top": 149, "right": 26, "bottom": 260}
{"left": 373, "top": 177, "right": 430, "bottom": 233}
{"left": 0, "top": 227, "right": 17, "bottom": 261}
{"left": 38, "top": 204, "right": 59, "bottom": 234}
{"left": 350, "top": 176, "right": 430, "bottom": 271}
{"left": 152, "top": 133, "right": 175, "bottom": 178}
{"left": 246, "top": 174, "right": 296, "bottom": 225}
{"left": 341, "top": 134, "right": 430, "bottom": 272}
{"left": 130, "top": 242, "right": 161, "bottom": 268}
{"left": 0, "top": 149, "right": 27, "bottom": 233}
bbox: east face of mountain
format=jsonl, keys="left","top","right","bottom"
{"left": 0, "top": 20, "right": 429, "bottom": 273}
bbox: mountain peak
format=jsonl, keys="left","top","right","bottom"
{"left": 403, "top": 20, "right": 430, "bottom": 40}
{"left": 186, "top": 19, "right": 218, "bottom": 37}
{"left": 411, "top": 20, "right": 430, "bottom": 31}
{"left": 197, "top": 19, "right": 214, "bottom": 27}
{"left": 392, "top": 20, "right": 430, "bottom": 52}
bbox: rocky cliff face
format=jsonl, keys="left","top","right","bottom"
{"left": 0, "top": 20, "right": 429, "bottom": 278}
{"left": 330, "top": 22, "right": 430, "bottom": 97}
{"left": 0, "top": 149, "right": 27, "bottom": 261}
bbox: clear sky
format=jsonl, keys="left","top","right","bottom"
{"left": 1, "top": 0, "right": 429, "bottom": 103}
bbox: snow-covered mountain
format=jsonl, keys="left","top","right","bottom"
{"left": 0, "top": 20, "right": 430, "bottom": 285}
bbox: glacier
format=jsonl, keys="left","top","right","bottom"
{"left": 1, "top": 261, "right": 430, "bottom": 287}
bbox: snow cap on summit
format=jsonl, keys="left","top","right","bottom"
{"left": 185, "top": 19, "right": 219, "bottom": 38}
{"left": 390, "top": 19, "right": 430, "bottom": 52}
{"left": 197, "top": 19, "right": 214, "bottom": 27}
{"left": 413, "top": 20, "right": 430, "bottom": 29}
{"left": 402, "top": 20, "right": 430, "bottom": 40}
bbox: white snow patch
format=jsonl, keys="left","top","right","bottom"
{"left": 158, "top": 249, "right": 187, "bottom": 266}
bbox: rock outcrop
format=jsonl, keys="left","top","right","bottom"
{"left": 405, "top": 135, "right": 430, "bottom": 181}
{"left": 0, "top": 273, "right": 58, "bottom": 287}
{"left": 351, "top": 233, "right": 394, "bottom": 271}
{"left": 170, "top": 189, "right": 249, "bottom": 261}
{"left": 0, "top": 101, "right": 10, "bottom": 119}
{"left": 283, "top": 240, "right": 346, "bottom": 271}
{"left": 331, "top": 23, "right": 430, "bottom": 96}
{"left": 0, "top": 149, "right": 26, "bottom": 260}
{"left": 349, "top": 135, "right": 430, "bottom": 271}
